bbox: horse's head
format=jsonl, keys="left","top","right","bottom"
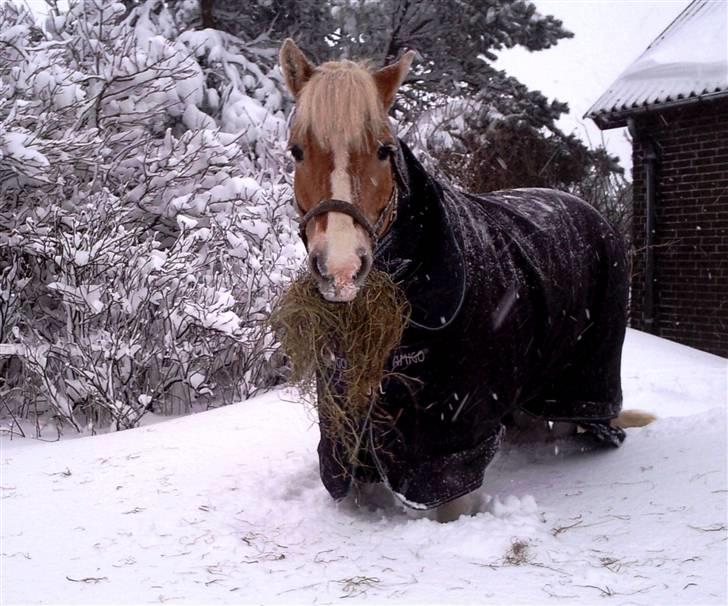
{"left": 280, "top": 39, "right": 414, "bottom": 302}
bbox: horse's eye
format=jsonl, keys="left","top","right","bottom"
{"left": 290, "top": 144, "right": 304, "bottom": 162}
{"left": 377, "top": 144, "right": 393, "bottom": 161}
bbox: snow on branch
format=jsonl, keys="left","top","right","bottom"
{"left": 0, "top": 0, "right": 302, "bottom": 436}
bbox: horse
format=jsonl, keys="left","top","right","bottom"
{"left": 278, "top": 39, "right": 652, "bottom": 522}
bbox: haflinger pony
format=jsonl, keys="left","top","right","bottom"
{"left": 279, "top": 39, "right": 652, "bottom": 522}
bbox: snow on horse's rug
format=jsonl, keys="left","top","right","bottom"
{"left": 279, "top": 141, "right": 629, "bottom": 510}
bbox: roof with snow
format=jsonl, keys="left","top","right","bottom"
{"left": 586, "top": 0, "right": 728, "bottom": 129}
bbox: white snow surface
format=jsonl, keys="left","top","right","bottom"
{"left": 2, "top": 329, "right": 727, "bottom": 604}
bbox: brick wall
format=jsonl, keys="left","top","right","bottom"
{"left": 631, "top": 98, "right": 728, "bottom": 357}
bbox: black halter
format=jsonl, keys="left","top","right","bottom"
{"left": 296, "top": 184, "right": 398, "bottom": 248}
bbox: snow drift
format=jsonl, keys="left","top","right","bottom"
{"left": 2, "top": 329, "right": 726, "bottom": 604}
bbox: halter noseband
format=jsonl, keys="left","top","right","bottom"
{"left": 296, "top": 184, "right": 398, "bottom": 248}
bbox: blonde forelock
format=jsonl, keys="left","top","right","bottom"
{"left": 294, "top": 60, "right": 388, "bottom": 151}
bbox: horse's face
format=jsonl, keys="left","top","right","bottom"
{"left": 288, "top": 128, "right": 397, "bottom": 302}
{"left": 280, "top": 40, "right": 414, "bottom": 302}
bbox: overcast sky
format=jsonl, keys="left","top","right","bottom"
{"left": 496, "top": 0, "right": 694, "bottom": 175}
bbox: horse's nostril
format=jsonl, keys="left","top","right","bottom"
{"left": 354, "top": 252, "right": 372, "bottom": 284}
{"left": 308, "top": 253, "right": 324, "bottom": 278}
{"left": 309, "top": 252, "right": 328, "bottom": 281}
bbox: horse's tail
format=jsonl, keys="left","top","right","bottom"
{"left": 611, "top": 409, "right": 657, "bottom": 429}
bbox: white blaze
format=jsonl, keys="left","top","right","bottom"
{"left": 331, "top": 145, "right": 352, "bottom": 200}
{"left": 324, "top": 144, "right": 368, "bottom": 290}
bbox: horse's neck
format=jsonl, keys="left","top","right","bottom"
{"left": 391, "top": 139, "right": 413, "bottom": 198}
{"left": 375, "top": 141, "right": 442, "bottom": 272}
{"left": 377, "top": 141, "right": 467, "bottom": 331}
{"left": 399, "top": 140, "right": 442, "bottom": 224}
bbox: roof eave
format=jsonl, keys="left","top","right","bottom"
{"left": 587, "top": 89, "right": 728, "bottom": 130}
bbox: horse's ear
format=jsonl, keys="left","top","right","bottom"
{"left": 279, "top": 38, "right": 315, "bottom": 98}
{"left": 373, "top": 50, "right": 416, "bottom": 110}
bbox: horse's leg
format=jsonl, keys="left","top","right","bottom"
{"left": 352, "top": 481, "right": 397, "bottom": 510}
{"left": 503, "top": 409, "right": 577, "bottom": 444}
{"left": 434, "top": 493, "right": 477, "bottom": 523}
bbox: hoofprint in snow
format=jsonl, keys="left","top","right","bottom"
{"left": 2, "top": 329, "right": 726, "bottom": 605}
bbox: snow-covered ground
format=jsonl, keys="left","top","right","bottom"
{"left": 2, "top": 329, "right": 726, "bottom": 604}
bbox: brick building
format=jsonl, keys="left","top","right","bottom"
{"left": 587, "top": 0, "right": 727, "bottom": 357}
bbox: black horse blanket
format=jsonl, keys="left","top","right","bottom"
{"left": 317, "top": 140, "right": 628, "bottom": 509}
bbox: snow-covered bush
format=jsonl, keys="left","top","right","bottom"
{"left": 0, "top": 1, "right": 302, "bottom": 436}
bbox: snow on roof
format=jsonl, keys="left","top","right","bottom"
{"left": 586, "top": 0, "right": 728, "bottom": 129}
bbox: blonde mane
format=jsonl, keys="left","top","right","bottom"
{"left": 294, "top": 60, "right": 389, "bottom": 150}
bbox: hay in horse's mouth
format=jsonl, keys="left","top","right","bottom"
{"left": 270, "top": 270, "right": 409, "bottom": 467}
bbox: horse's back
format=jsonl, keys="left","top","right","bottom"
{"left": 445, "top": 185, "right": 629, "bottom": 422}
{"left": 470, "top": 186, "right": 623, "bottom": 256}
{"left": 459, "top": 186, "right": 628, "bottom": 313}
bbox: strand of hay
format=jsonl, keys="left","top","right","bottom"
{"left": 270, "top": 270, "right": 409, "bottom": 467}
